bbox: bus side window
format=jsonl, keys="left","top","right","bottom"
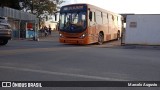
{"left": 103, "top": 13, "right": 108, "bottom": 24}
{"left": 89, "top": 11, "right": 92, "bottom": 21}
{"left": 94, "top": 12, "right": 96, "bottom": 22}
{"left": 89, "top": 11, "right": 96, "bottom": 22}
{"left": 89, "top": 10, "right": 96, "bottom": 26}
{"left": 96, "top": 11, "right": 102, "bottom": 24}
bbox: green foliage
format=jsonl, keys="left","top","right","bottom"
{"left": 0, "top": 0, "right": 21, "bottom": 10}
{"left": 0, "top": 0, "right": 64, "bottom": 26}
{"left": 0, "top": 0, "right": 64, "bottom": 17}
{"left": 22, "top": 0, "right": 64, "bottom": 19}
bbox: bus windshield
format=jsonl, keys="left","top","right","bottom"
{"left": 60, "top": 12, "right": 86, "bottom": 33}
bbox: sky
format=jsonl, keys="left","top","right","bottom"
{"left": 61, "top": 0, "right": 160, "bottom": 14}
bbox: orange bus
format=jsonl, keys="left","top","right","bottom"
{"left": 59, "top": 4, "right": 123, "bottom": 44}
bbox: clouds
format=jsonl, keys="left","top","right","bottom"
{"left": 62, "top": 0, "right": 160, "bottom": 14}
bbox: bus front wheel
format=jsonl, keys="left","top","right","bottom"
{"left": 98, "top": 33, "right": 104, "bottom": 45}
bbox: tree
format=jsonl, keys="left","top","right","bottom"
{"left": 0, "top": 0, "right": 64, "bottom": 27}
{"left": 21, "top": 0, "right": 64, "bottom": 20}
{"left": 0, "top": 0, "right": 21, "bottom": 10}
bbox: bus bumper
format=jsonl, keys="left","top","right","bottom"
{"left": 59, "top": 38, "right": 88, "bottom": 45}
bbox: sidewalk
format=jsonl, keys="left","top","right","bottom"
{"left": 38, "top": 31, "right": 59, "bottom": 41}
{"left": 122, "top": 44, "right": 160, "bottom": 50}
{"left": 11, "top": 31, "right": 59, "bottom": 41}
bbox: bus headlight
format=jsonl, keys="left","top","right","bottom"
{"left": 59, "top": 33, "right": 64, "bottom": 37}
{"left": 80, "top": 33, "right": 86, "bottom": 38}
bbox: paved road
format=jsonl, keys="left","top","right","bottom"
{"left": 0, "top": 33, "right": 160, "bottom": 90}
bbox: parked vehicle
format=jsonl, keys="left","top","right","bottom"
{"left": 0, "top": 17, "right": 12, "bottom": 45}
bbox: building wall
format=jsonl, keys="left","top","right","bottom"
{"left": 125, "top": 15, "right": 160, "bottom": 45}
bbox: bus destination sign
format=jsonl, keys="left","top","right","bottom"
{"left": 63, "top": 6, "right": 84, "bottom": 11}
{"left": 61, "top": 4, "right": 87, "bottom": 13}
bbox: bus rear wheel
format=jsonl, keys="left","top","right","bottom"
{"left": 98, "top": 33, "right": 104, "bottom": 45}
{"left": 116, "top": 31, "right": 120, "bottom": 40}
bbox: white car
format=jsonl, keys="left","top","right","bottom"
{"left": 0, "top": 17, "right": 12, "bottom": 45}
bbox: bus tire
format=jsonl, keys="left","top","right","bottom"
{"left": 98, "top": 32, "right": 104, "bottom": 45}
{"left": 116, "top": 31, "right": 120, "bottom": 40}
{"left": 0, "top": 39, "right": 8, "bottom": 45}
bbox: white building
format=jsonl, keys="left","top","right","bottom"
{"left": 124, "top": 14, "right": 160, "bottom": 45}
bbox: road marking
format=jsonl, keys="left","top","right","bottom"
{"left": 0, "top": 65, "right": 127, "bottom": 81}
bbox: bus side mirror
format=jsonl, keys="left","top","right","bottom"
{"left": 89, "top": 11, "right": 92, "bottom": 21}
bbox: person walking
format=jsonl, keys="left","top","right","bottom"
{"left": 44, "top": 26, "right": 48, "bottom": 37}
{"left": 48, "top": 25, "right": 51, "bottom": 35}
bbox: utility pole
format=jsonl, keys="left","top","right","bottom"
{"left": 30, "top": 0, "right": 38, "bottom": 41}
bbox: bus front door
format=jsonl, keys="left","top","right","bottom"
{"left": 88, "top": 11, "right": 97, "bottom": 43}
